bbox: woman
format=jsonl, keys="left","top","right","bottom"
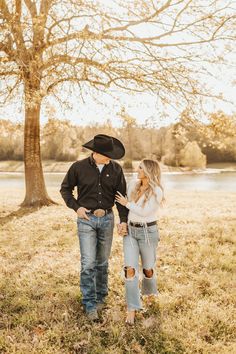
{"left": 115, "top": 159, "right": 164, "bottom": 325}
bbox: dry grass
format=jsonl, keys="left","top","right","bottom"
{"left": 0, "top": 187, "right": 236, "bottom": 354}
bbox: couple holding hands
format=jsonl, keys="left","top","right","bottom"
{"left": 60, "top": 134, "right": 164, "bottom": 324}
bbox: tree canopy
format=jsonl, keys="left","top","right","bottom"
{"left": 1, "top": 0, "right": 235, "bottom": 109}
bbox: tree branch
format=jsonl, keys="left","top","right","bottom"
{"left": 1, "top": 0, "right": 27, "bottom": 54}
{"left": 23, "top": 0, "right": 37, "bottom": 17}
{"left": 102, "top": 0, "right": 172, "bottom": 34}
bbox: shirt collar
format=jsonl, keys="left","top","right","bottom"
{"left": 89, "top": 153, "right": 112, "bottom": 167}
{"left": 89, "top": 154, "right": 96, "bottom": 166}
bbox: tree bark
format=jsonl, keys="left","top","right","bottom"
{"left": 21, "top": 84, "right": 55, "bottom": 207}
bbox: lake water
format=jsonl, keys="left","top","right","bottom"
{"left": 0, "top": 170, "right": 236, "bottom": 192}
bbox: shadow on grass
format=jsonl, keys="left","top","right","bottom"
{"left": 0, "top": 206, "right": 40, "bottom": 227}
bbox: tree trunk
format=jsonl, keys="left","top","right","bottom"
{"left": 21, "top": 87, "right": 55, "bottom": 207}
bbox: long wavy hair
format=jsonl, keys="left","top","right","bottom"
{"left": 130, "top": 159, "right": 164, "bottom": 205}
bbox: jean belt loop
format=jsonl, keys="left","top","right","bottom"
{"left": 144, "top": 222, "right": 150, "bottom": 246}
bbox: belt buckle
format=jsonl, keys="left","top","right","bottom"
{"left": 93, "top": 209, "right": 105, "bottom": 217}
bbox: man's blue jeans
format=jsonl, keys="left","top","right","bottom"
{"left": 77, "top": 212, "right": 114, "bottom": 313}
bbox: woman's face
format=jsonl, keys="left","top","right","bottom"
{"left": 137, "top": 164, "right": 146, "bottom": 180}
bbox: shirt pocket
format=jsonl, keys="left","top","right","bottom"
{"left": 102, "top": 171, "right": 115, "bottom": 189}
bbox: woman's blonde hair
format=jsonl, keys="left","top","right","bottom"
{"left": 131, "top": 159, "right": 164, "bottom": 205}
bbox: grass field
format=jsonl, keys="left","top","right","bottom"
{"left": 0, "top": 187, "right": 236, "bottom": 353}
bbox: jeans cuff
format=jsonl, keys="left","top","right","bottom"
{"left": 127, "top": 305, "right": 143, "bottom": 311}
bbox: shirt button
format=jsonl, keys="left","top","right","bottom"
{"left": 99, "top": 201, "right": 101, "bottom": 203}
{"left": 99, "top": 192, "right": 101, "bottom": 194}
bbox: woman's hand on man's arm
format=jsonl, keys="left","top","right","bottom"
{"left": 115, "top": 191, "right": 128, "bottom": 206}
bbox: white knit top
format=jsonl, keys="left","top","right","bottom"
{"left": 126, "top": 179, "right": 163, "bottom": 223}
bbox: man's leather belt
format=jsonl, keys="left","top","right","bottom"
{"left": 90, "top": 208, "right": 112, "bottom": 217}
{"left": 129, "top": 221, "right": 157, "bottom": 228}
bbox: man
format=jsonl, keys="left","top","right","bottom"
{"left": 60, "top": 134, "right": 128, "bottom": 321}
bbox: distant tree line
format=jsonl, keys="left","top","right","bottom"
{"left": 0, "top": 111, "right": 235, "bottom": 167}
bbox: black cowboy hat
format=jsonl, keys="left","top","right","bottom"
{"left": 82, "top": 134, "right": 125, "bottom": 159}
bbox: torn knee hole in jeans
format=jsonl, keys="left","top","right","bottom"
{"left": 143, "top": 268, "right": 154, "bottom": 278}
{"left": 124, "top": 266, "right": 135, "bottom": 279}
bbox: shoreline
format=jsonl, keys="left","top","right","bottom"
{"left": 0, "top": 160, "right": 236, "bottom": 174}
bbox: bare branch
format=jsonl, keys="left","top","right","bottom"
{"left": 1, "top": 0, "right": 27, "bottom": 53}
{"left": 0, "top": 71, "right": 19, "bottom": 76}
{"left": 23, "top": 0, "right": 37, "bottom": 17}
{"left": 102, "top": 0, "right": 172, "bottom": 34}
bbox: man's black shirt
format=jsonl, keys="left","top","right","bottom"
{"left": 60, "top": 155, "right": 128, "bottom": 222}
